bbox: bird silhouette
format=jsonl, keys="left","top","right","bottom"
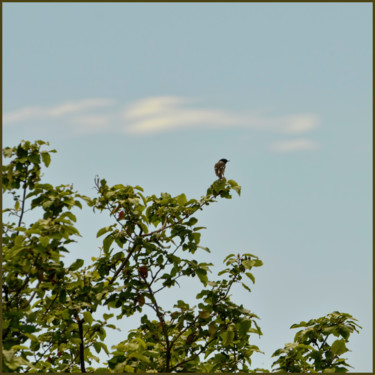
{"left": 214, "top": 158, "right": 229, "bottom": 179}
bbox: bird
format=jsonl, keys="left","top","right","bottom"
{"left": 214, "top": 158, "right": 229, "bottom": 179}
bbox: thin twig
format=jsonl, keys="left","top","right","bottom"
{"left": 142, "top": 275, "right": 171, "bottom": 371}
{"left": 108, "top": 241, "right": 138, "bottom": 286}
{"left": 170, "top": 335, "right": 218, "bottom": 372}
{"left": 23, "top": 280, "right": 42, "bottom": 309}
{"left": 41, "top": 292, "right": 60, "bottom": 322}
{"left": 149, "top": 240, "right": 184, "bottom": 288}
{"left": 32, "top": 342, "right": 54, "bottom": 367}
{"left": 140, "top": 217, "right": 168, "bottom": 237}
{"left": 16, "top": 170, "right": 29, "bottom": 235}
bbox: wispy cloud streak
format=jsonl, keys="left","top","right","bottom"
{"left": 3, "top": 96, "right": 320, "bottom": 152}
{"left": 270, "top": 139, "right": 319, "bottom": 152}
{"left": 122, "top": 97, "right": 240, "bottom": 134}
{"left": 121, "top": 96, "right": 319, "bottom": 136}
{"left": 3, "top": 99, "right": 115, "bottom": 124}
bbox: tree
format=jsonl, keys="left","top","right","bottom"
{"left": 271, "top": 312, "right": 361, "bottom": 373}
{"left": 2, "top": 140, "right": 361, "bottom": 373}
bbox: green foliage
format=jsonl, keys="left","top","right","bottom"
{"left": 107, "top": 253, "right": 263, "bottom": 372}
{"left": 2, "top": 140, "right": 361, "bottom": 373}
{"left": 271, "top": 312, "right": 362, "bottom": 373}
{"left": 2, "top": 140, "right": 55, "bottom": 192}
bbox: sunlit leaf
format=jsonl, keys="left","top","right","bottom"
{"left": 69, "top": 259, "right": 84, "bottom": 271}
{"left": 41, "top": 152, "right": 51, "bottom": 167}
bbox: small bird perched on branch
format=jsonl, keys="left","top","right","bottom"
{"left": 214, "top": 158, "right": 229, "bottom": 179}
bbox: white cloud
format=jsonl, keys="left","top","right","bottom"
{"left": 270, "top": 139, "right": 319, "bottom": 152}
{"left": 124, "top": 96, "right": 185, "bottom": 119}
{"left": 121, "top": 96, "right": 320, "bottom": 136}
{"left": 3, "top": 96, "right": 320, "bottom": 152}
{"left": 122, "top": 96, "right": 239, "bottom": 134}
{"left": 3, "top": 99, "right": 115, "bottom": 125}
{"left": 280, "top": 114, "right": 319, "bottom": 134}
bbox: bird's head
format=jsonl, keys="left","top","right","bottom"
{"left": 219, "top": 158, "right": 229, "bottom": 164}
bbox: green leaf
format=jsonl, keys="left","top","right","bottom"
{"left": 207, "top": 281, "right": 218, "bottom": 287}
{"left": 128, "top": 197, "right": 140, "bottom": 205}
{"left": 198, "top": 245, "right": 211, "bottom": 253}
{"left": 74, "top": 200, "right": 83, "bottom": 209}
{"left": 217, "top": 269, "right": 229, "bottom": 276}
{"left": 221, "top": 330, "right": 235, "bottom": 346}
{"left": 232, "top": 185, "right": 241, "bottom": 196}
{"left": 242, "top": 259, "right": 255, "bottom": 269}
{"left": 322, "top": 326, "right": 338, "bottom": 335}
{"left": 103, "top": 235, "right": 114, "bottom": 254}
{"left": 59, "top": 290, "right": 67, "bottom": 303}
{"left": 192, "top": 232, "right": 201, "bottom": 244}
{"left": 71, "top": 337, "right": 82, "bottom": 345}
{"left": 42, "top": 200, "right": 54, "bottom": 209}
{"left": 241, "top": 282, "right": 252, "bottom": 293}
{"left": 30, "top": 340, "right": 40, "bottom": 351}
{"left": 36, "top": 140, "right": 48, "bottom": 145}
{"left": 100, "top": 342, "right": 109, "bottom": 355}
{"left": 223, "top": 253, "right": 235, "bottom": 263}
{"left": 62, "top": 309, "right": 70, "bottom": 320}
{"left": 331, "top": 339, "right": 348, "bottom": 355}
{"left": 245, "top": 272, "right": 255, "bottom": 283}
{"left": 61, "top": 211, "right": 77, "bottom": 222}
{"left": 199, "top": 310, "right": 210, "bottom": 319}
{"left": 188, "top": 217, "right": 198, "bottom": 226}
{"left": 208, "top": 323, "right": 217, "bottom": 337}
{"left": 3, "top": 147, "right": 13, "bottom": 157}
{"left": 69, "top": 259, "right": 84, "bottom": 271}
{"left": 14, "top": 235, "right": 24, "bottom": 246}
{"left": 197, "top": 268, "right": 208, "bottom": 285}
{"left": 227, "top": 180, "right": 241, "bottom": 195}
{"left": 227, "top": 179, "right": 238, "bottom": 186}
{"left": 3, "top": 349, "right": 34, "bottom": 370}
{"left": 103, "top": 313, "right": 114, "bottom": 320}
{"left": 41, "top": 152, "right": 51, "bottom": 167}
{"left": 139, "top": 222, "right": 149, "bottom": 234}
{"left": 291, "top": 321, "right": 308, "bottom": 329}
{"left": 39, "top": 236, "right": 50, "bottom": 247}
{"left": 95, "top": 368, "right": 110, "bottom": 373}
{"left": 238, "top": 320, "right": 252, "bottom": 337}
{"left": 176, "top": 193, "right": 187, "bottom": 205}
{"left": 97, "top": 226, "right": 112, "bottom": 238}
{"left": 29, "top": 153, "right": 41, "bottom": 164}
{"left": 129, "top": 352, "right": 150, "bottom": 363}
{"left": 194, "top": 226, "right": 206, "bottom": 231}
{"left": 83, "top": 311, "right": 94, "bottom": 325}
{"left": 93, "top": 342, "right": 101, "bottom": 353}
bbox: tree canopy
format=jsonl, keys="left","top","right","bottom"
{"left": 2, "top": 140, "right": 361, "bottom": 373}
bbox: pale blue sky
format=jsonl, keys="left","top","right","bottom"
{"left": 3, "top": 3, "right": 372, "bottom": 372}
